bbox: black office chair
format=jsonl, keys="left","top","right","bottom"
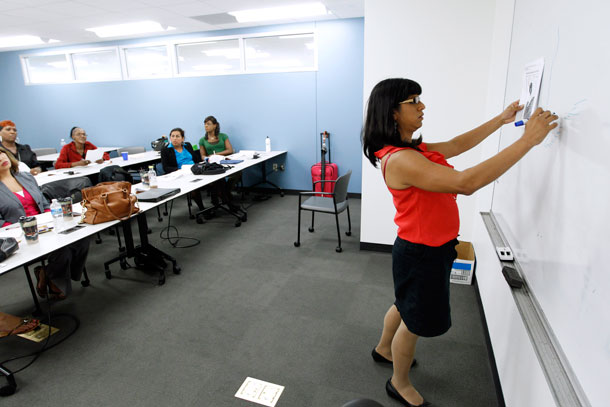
{"left": 195, "top": 178, "right": 247, "bottom": 227}
{"left": 294, "top": 170, "right": 352, "bottom": 252}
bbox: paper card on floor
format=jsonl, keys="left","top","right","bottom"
{"left": 235, "top": 377, "right": 284, "bottom": 407}
{"left": 17, "top": 323, "right": 59, "bottom": 342}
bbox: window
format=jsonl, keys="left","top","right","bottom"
{"left": 124, "top": 45, "right": 171, "bottom": 78}
{"left": 244, "top": 33, "right": 315, "bottom": 72}
{"left": 176, "top": 39, "right": 241, "bottom": 75}
{"left": 20, "top": 30, "right": 317, "bottom": 85}
{"left": 71, "top": 49, "right": 121, "bottom": 81}
{"left": 23, "top": 54, "right": 71, "bottom": 84}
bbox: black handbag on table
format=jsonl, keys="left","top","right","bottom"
{"left": 0, "top": 237, "right": 19, "bottom": 262}
{"left": 190, "top": 162, "right": 228, "bottom": 175}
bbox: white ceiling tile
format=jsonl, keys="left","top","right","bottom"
{"left": 2, "top": 7, "right": 64, "bottom": 20}
{"left": 160, "top": 2, "right": 217, "bottom": 17}
{"left": 0, "top": 0, "right": 362, "bottom": 52}
{"left": 38, "top": 2, "right": 105, "bottom": 17}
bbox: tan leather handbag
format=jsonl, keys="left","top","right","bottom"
{"left": 81, "top": 181, "right": 139, "bottom": 224}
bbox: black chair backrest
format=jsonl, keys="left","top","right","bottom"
{"left": 99, "top": 165, "right": 133, "bottom": 183}
{"left": 41, "top": 177, "right": 92, "bottom": 203}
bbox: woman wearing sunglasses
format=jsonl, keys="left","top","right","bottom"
{"left": 362, "top": 78, "right": 557, "bottom": 406}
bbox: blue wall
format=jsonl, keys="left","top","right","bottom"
{"left": 0, "top": 19, "right": 364, "bottom": 192}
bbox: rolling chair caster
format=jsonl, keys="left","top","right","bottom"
{"left": 335, "top": 246, "right": 342, "bottom": 253}
{"left": 294, "top": 242, "right": 300, "bottom": 247}
{"left": 345, "top": 231, "right": 352, "bottom": 236}
{"left": 308, "top": 227, "right": 314, "bottom": 232}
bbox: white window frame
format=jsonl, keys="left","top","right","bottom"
{"left": 68, "top": 46, "right": 122, "bottom": 83}
{"left": 119, "top": 42, "right": 173, "bottom": 80}
{"left": 19, "top": 29, "right": 318, "bottom": 85}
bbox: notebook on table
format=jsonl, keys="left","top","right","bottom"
{"left": 136, "top": 188, "right": 180, "bottom": 202}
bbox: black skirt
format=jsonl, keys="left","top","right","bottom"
{"left": 392, "top": 237, "right": 458, "bottom": 337}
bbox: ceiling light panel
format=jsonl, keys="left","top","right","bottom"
{"left": 86, "top": 21, "right": 166, "bottom": 38}
{"left": 228, "top": 2, "right": 328, "bottom": 23}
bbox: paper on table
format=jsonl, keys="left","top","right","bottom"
{"left": 85, "top": 149, "right": 105, "bottom": 162}
{"left": 208, "top": 154, "right": 223, "bottom": 164}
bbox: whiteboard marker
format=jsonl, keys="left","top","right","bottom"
{"left": 515, "top": 112, "right": 555, "bottom": 127}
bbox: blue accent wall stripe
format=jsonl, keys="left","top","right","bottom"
{"left": 0, "top": 19, "right": 364, "bottom": 192}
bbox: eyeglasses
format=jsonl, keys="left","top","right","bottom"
{"left": 399, "top": 96, "right": 421, "bottom": 105}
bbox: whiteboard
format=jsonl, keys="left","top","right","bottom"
{"left": 491, "top": 0, "right": 610, "bottom": 405}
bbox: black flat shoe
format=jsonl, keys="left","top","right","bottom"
{"left": 371, "top": 348, "right": 417, "bottom": 367}
{"left": 385, "top": 379, "right": 430, "bottom": 407}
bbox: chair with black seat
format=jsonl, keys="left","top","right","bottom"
{"left": 195, "top": 177, "right": 247, "bottom": 227}
{"left": 294, "top": 170, "right": 352, "bottom": 252}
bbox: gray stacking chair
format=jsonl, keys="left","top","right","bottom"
{"left": 118, "top": 146, "right": 146, "bottom": 154}
{"left": 32, "top": 147, "right": 57, "bottom": 156}
{"left": 294, "top": 169, "right": 352, "bottom": 252}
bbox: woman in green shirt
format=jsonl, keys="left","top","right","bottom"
{"left": 198, "top": 116, "right": 241, "bottom": 212}
{"left": 198, "top": 116, "right": 234, "bottom": 157}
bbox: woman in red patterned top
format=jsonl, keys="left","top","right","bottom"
{"left": 362, "top": 78, "right": 557, "bottom": 406}
{"left": 55, "top": 127, "right": 109, "bottom": 169}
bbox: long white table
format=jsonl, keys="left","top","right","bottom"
{"left": 0, "top": 150, "right": 286, "bottom": 286}
{"left": 36, "top": 146, "right": 121, "bottom": 163}
{"left": 34, "top": 151, "right": 161, "bottom": 186}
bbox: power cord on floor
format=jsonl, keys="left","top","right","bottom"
{"left": 0, "top": 291, "right": 80, "bottom": 396}
{"left": 159, "top": 200, "right": 200, "bottom": 248}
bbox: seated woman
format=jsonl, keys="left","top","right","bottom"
{"left": 160, "top": 128, "right": 205, "bottom": 212}
{"left": 0, "top": 147, "right": 90, "bottom": 299}
{"left": 198, "top": 116, "right": 240, "bottom": 210}
{"left": 0, "top": 120, "right": 43, "bottom": 175}
{"left": 198, "top": 116, "right": 234, "bottom": 157}
{"left": 0, "top": 312, "right": 39, "bottom": 338}
{"left": 55, "top": 127, "right": 109, "bottom": 169}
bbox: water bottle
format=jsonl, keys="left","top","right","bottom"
{"left": 265, "top": 136, "right": 271, "bottom": 153}
{"left": 50, "top": 199, "right": 64, "bottom": 233}
{"left": 60, "top": 138, "right": 66, "bottom": 149}
{"left": 148, "top": 165, "right": 158, "bottom": 189}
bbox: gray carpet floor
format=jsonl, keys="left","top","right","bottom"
{"left": 0, "top": 193, "right": 499, "bottom": 406}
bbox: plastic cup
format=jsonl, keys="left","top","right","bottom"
{"left": 19, "top": 216, "right": 38, "bottom": 243}
{"left": 121, "top": 152, "right": 128, "bottom": 161}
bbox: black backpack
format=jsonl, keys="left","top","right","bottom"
{"left": 151, "top": 136, "right": 168, "bottom": 151}
{"left": 99, "top": 165, "right": 134, "bottom": 183}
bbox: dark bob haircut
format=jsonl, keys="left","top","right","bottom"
{"left": 169, "top": 127, "right": 185, "bottom": 138}
{"left": 203, "top": 115, "right": 220, "bottom": 139}
{"left": 362, "top": 78, "right": 423, "bottom": 167}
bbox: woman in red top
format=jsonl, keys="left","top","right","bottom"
{"left": 55, "top": 127, "right": 109, "bottom": 169}
{"left": 362, "top": 78, "right": 557, "bottom": 406}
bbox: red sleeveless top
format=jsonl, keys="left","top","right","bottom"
{"left": 375, "top": 143, "right": 459, "bottom": 247}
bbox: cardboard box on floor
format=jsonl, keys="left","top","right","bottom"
{"left": 450, "top": 241, "right": 475, "bottom": 285}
